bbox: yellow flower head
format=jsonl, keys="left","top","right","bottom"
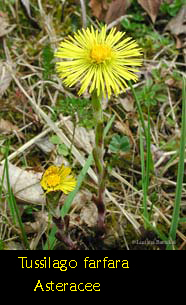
{"left": 55, "top": 25, "right": 142, "bottom": 98}
{"left": 40, "top": 165, "right": 76, "bottom": 194}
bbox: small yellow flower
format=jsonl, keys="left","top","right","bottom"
{"left": 40, "top": 165, "right": 76, "bottom": 194}
{"left": 55, "top": 25, "right": 142, "bottom": 98}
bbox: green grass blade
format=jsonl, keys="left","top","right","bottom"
{"left": 0, "top": 157, "right": 7, "bottom": 202}
{"left": 145, "top": 105, "right": 154, "bottom": 219}
{"left": 130, "top": 81, "right": 153, "bottom": 228}
{"left": 8, "top": 188, "right": 30, "bottom": 250}
{"left": 167, "top": 77, "right": 186, "bottom": 250}
{"left": 4, "top": 148, "right": 30, "bottom": 250}
{"left": 139, "top": 126, "right": 149, "bottom": 228}
{"left": 128, "top": 80, "right": 147, "bottom": 139}
{"left": 146, "top": 105, "right": 151, "bottom": 194}
{"left": 62, "top": 155, "right": 94, "bottom": 217}
{"left": 3, "top": 143, "right": 16, "bottom": 224}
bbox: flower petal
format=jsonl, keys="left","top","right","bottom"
{"left": 55, "top": 25, "right": 142, "bottom": 98}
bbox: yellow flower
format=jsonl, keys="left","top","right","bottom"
{"left": 40, "top": 165, "right": 76, "bottom": 194}
{"left": 55, "top": 25, "right": 142, "bottom": 98}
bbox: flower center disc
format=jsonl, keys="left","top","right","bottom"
{"left": 90, "top": 44, "right": 111, "bottom": 63}
{"left": 46, "top": 174, "right": 60, "bottom": 187}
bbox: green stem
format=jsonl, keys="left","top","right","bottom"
{"left": 46, "top": 191, "right": 62, "bottom": 216}
{"left": 129, "top": 80, "right": 154, "bottom": 229}
{"left": 91, "top": 91, "right": 106, "bottom": 231}
{"left": 139, "top": 126, "right": 149, "bottom": 229}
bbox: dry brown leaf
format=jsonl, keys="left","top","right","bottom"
{"left": 164, "top": 5, "right": 186, "bottom": 36}
{"left": 175, "top": 36, "right": 183, "bottom": 49}
{"left": 70, "top": 190, "right": 96, "bottom": 228}
{"left": 119, "top": 96, "right": 134, "bottom": 112}
{"left": 64, "top": 120, "right": 95, "bottom": 154}
{"left": 0, "top": 118, "right": 15, "bottom": 133}
{"left": 105, "top": 0, "right": 132, "bottom": 24}
{"left": 0, "top": 162, "right": 45, "bottom": 205}
{"left": 89, "top": 0, "right": 108, "bottom": 20}
{"left": 165, "top": 78, "right": 182, "bottom": 89}
{"left": 89, "top": 0, "right": 131, "bottom": 23}
{"left": 79, "top": 202, "right": 98, "bottom": 227}
{"left": 0, "top": 12, "right": 16, "bottom": 37}
{"left": 70, "top": 189, "right": 92, "bottom": 210}
{"left": 24, "top": 211, "right": 48, "bottom": 233}
{"left": 137, "top": 0, "right": 162, "bottom": 23}
{"left": 0, "top": 118, "right": 24, "bottom": 139}
{"left": 35, "top": 136, "right": 55, "bottom": 154}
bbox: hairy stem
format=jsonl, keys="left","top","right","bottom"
{"left": 91, "top": 92, "right": 106, "bottom": 232}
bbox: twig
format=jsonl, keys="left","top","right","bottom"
{"left": 106, "top": 15, "right": 132, "bottom": 31}
{"left": 79, "top": 0, "right": 87, "bottom": 28}
{"left": 144, "top": 59, "right": 186, "bottom": 67}
{"left": 37, "top": 0, "right": 57, "bottom": 49}
{"left": 0, "top": 120, "right": 67, "bottom": 166}
{"left": 153, "top": 43, "right": 174, "bottom": 61}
